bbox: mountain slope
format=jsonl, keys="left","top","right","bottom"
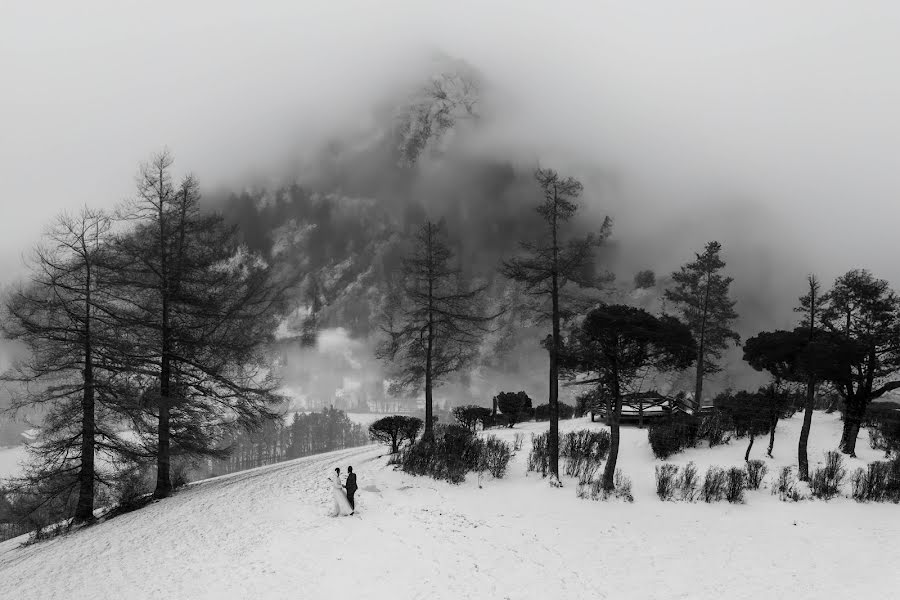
{"left": 1, "top": 414, "right": 897, "bottom": 599}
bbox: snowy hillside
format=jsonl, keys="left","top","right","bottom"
{"left": 2, "top": 412, "right": 898, "bottom": 600}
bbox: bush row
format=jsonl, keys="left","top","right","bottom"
{"left": 655, "top": 460, "right": 768, "bottom": 503}
{"left": 397, "top": 425, "right": 513, "bottom": 484}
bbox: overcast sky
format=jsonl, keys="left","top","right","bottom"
{"left": 3, "top": 1, "right": 900, "bottom": 296}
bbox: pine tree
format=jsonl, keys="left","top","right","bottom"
{"left": 377, "top": 220, "right": 498, "bottom": 439}
{"left": 104, "top": 151, "right": 287, "bottom": 497}
{"left": 794, "top": 274, "right": 824, "bottom": 479}
{"left": 501, "top": 168, "right": 612, "bottom": 485}
{"left": 664, "top": 241, "right": 740, "bottom": 413}
{"left": 2, "top": 208, "right": 130, "bottom": 524}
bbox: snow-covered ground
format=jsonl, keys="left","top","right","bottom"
{"left": 1, "top": 411, "right": 898, "bottom": 599}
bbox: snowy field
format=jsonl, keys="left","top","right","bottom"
{"left": 1, "top": 411, "right": 898, "bottom": 599}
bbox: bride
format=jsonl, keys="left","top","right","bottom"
{"left": 330, "top": 467, "right": 354, "bottom": 517}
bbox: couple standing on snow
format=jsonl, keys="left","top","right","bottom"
{"left": 330, "top": 466, "right": 357, "bottom": 517}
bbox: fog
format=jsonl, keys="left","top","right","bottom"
{"left": 3, "top": 2, "right": 900, "bottom": 404}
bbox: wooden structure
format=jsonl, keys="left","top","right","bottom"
{"left": 590, "top": 391, "right": 705, "bottom": 428}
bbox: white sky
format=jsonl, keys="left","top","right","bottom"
{"left": 2, "top": 1, "right": 900, "bottom": 294}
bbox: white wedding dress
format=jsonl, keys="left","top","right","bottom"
{"left": 330, "top": 471, "right": 353, "bottom": 517}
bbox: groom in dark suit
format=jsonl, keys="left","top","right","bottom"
{"left": 345, "top": 466, "right": 357, "bottom": 514}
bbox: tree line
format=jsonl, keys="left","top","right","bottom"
{"left": 376, "top": 165, "right": 900, "bottom": 494}
{"left": 1, "top": 150, "right": 289, "bottom": 526}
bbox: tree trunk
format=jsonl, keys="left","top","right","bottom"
{"left": 548, "top": 218, "right": 561, "bottom": 486}
{"left": 693, "top": 272, "right": 712, "bottom": 415}
{"left": 423, "top": 226, "right": 435, "bottom": 441}
{"left": 798, "top": 377, "right": 815, "bottom": 480}
{"left": 745, "top": 434, "right": 754, "bottom": 462}
{"left": 767, "top": 416, "right": 777, "bottom": 458}
{"left": 839, "top": 402, "right": 864, "bottom": 457}
{"left": 74, "top": 275, "right": 95, "bottom": 523}
{"left": 602, "top": 373, "right": 622, "bottom": 492}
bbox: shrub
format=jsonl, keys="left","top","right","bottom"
{"left": 528, "top": 432, "right": 549, "bottom": 477}
{"left": 562, "top": 429, "right": 610, "bottom": 479}
{"left": 677, "top": 462, "right": 699, "bottom": 501}
{"left": 604, "top": 470, "right": 634, "bottom": 502}
{"left": 634, "top": 269, "right": 656, "bottom": 289}
{"left": 773, "top": 466, "right": 803, "bottom": 502}
{"left": 400, "top": 425, "right": 479, "bottom": 484}
{"left": 512, "top": 433, "right": 524, "bottom": 452}
{"left": 697, "top": 409, "right": 734, "bottom": 447}
{"left": 369, "top": 415, "right": 424, "bottom": 453}
{"left": 495, "top": 391, "right": 534, "bottom": 427}
{"left": 745, "top": 460, "right": 768, "bottom": 490}
{"left": 701, "top": 467, "right": 727, "bottom": 502}
{"left": 576, "top": 461, "right": 603, "bottom": 499}
{"left": 452, "top": 405, "right": 493, "bottom": 431}
{"left": 481, "top": 436, "right": 513, "bottom": 479}
{"left": 725, "top": 467, "right": 746, "bottom": 503}
{"left": 867, "top": 405, "right": 900, "bottom": 457}
{"left": 534, "top": 402, "right": 576, "bottom": 421}
{"left": 648, "top": 415, "right": 695, "bottom": 459}
{"left": 810, "top": 451, "right": 846, "bottom": 500}
{"left": 655, "top": 464, "right": 679, "bottom": 501}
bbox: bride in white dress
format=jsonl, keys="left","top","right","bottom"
{"left": 330, "top": 468, "right": 353, "bottom": 517}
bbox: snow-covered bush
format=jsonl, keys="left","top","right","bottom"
{"left": 481, "top": 436, "right": 513, "bottom": 479}
{"left": 400, "top": 425, "right": 480, "bottom": 484}
{"left": 604, "top": 470, "right": 634, "bottom": 502}
{"left": 772, "top": 466, "right": 804, "bottom": 502}
{"left": 562, "top": 429, "right": 610, "bottom": 479}
{"left": 701, "top": 467, "right": 727, "bottom": 502}
{"left": 745, "top": 460, "right": 768, "bottom": 490}
{"left": 810, "top": 451, "right": 846, "bottom": 500}
{"left": 527, "top": 432, "right": 549, "bottom": 477}
{"left": 512, "top": 433, "right": 524, "bottom": 452}
{"left": 647, "top": 416, "right": 694, "bottom": 459}
{"left": 655, "top": 464, "right": 679, "bottom": 501}
{"left": 851, "top": 457, "right": 900, "bottom": 502}
{"left": 677, "top": 462, "right": 699, "bottom": 501}
{"left": 698, "top": 409, "right": 734, "bottom": 448}
{"left": 725, "top": 467, "right": 746, "bottom": 503}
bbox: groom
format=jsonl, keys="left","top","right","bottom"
{"left": 345, "top": 466, "right": 357, "bottom": 514}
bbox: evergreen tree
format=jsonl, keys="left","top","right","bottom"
{"left": 817, "top": 269, "right": 900, "bottom": 456}
{"left": 105, "top": 151, "right": 287, "bottom": 497}
{"left": 1, "top": 208, "right": 131, "bottom": 524}
{"left": 664, "top": 241, "right": 740, "bottom": 413}
{"left": 561, "top": 305, "right": 695, "bottom": 491}
{"left": 500, "top": 168, "right": 612, "bottom": 485}
{"left": 376, "top": 220, "right": 498, "bottom": 439}
{"left": 794, "top": 275, "right": 824, "bottom": 479}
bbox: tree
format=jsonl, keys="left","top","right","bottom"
{"left": 817, "top": 270, "right": 900, "bottom": 456}
{"left": 1, "top": 208, "right": 130, "bottom": 524}
{"left": 664, "top": 241, "right": 740, "bottom": 413}
{"left": 451, "top": 405, "right": 492, "bottom": 431}
{"left": 495, "top": 391, "right": 533, "bottom": 427}
{"left": 743, "top": 329, "right": 809, "bottom": 457}
{"left": 562, "top": 305, "right": 695, "bottom": 491}
{"left": 795, "top": 275, "right": 824, "bottom": 479}
{"left": 377, "top": 220, "right": 498, "bottom": 440}
{"left": 717, "top": 388, "right": 774, "bottom": 461}
{"left": 368, "top": 416, "right": 423, "bottom": 453}
{"left": 634, "top": 270, "right": 656, "bottom": 289}
{"left": 500, "top": 168, "right": 612, "bottom": 485}
{"left": 105, "top": 151, "right": 286, "bottom": 497}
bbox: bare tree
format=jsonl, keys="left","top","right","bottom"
{"left": 377, "top": 220, "right": 498, "bottom": 439}
{"left": 2, "top": 208, "right": 129, "bottom": 524}
{"left": 501, "top": 168, "right": 612, "bottom": 485}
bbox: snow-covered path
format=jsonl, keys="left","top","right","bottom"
{"left": 1, "top": 413, "right": 898, "bottom": 599}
